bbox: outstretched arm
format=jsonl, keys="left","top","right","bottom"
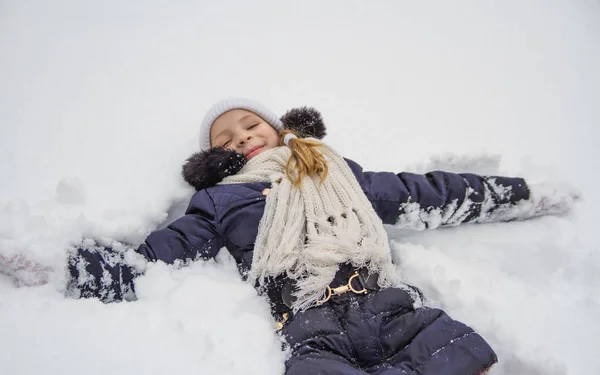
{"left": 67, "top": 189, "right": 223, "bottom": 302}
{"left": 347, "top": 159, "right": 577, "bottom": 230}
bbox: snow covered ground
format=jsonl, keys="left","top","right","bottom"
{"left": 1, "top": 0, "right": 599, "bottom": 374}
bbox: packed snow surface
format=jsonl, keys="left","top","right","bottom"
{"left": 1, "top": 1, "right": 599, "bottom": 374}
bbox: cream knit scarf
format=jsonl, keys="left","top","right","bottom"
{"left": 220, "top": 144, "right": 401, "bottom": 312}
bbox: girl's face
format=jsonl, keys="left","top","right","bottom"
{"left": 210, "top": 109, "right": 280, "bottom": 160}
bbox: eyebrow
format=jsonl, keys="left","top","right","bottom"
{"left": 238, "top": 113, "right": 254, "bottom": 123}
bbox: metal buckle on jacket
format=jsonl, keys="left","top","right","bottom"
{"left": 275, "top": 312, "right": 289, "bottom": 331}
{"left": 316, "top": 271, "right": 367, "bottom": 305}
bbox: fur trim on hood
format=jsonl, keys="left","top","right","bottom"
{"left": 182, "top": 107, "right": 327, "bottom": 191}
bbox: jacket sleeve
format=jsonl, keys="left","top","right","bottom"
{"left": 345, "top": 159, "right": 553, "bottom": 230}
{"left": 135, "top": 189, "right": 223, "bottom": 263}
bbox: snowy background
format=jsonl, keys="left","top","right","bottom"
{"left": 1, "top": 0, "right": 599, "bottom": 374}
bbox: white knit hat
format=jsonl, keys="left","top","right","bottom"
{"left": 199, "top": 98, "right": 284, "bottom": 151}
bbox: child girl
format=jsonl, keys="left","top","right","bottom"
{"left": 66, "top": 98, "right": 577, "bottom": 374}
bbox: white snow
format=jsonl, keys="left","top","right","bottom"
{"left": 1, "top": 0, "right": 599, "bottom": 374}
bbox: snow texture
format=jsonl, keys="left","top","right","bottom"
{"left": 1, "top": 1, "right": 599, "bottom": 374}
{"left": 393, "top": 179, "right": 578, "bottom": 232}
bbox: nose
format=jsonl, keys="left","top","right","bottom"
{"left": 237, "top": 132, "right": 252, "bottom": 147}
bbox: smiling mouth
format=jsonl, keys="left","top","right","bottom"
{"left": 245, "top": 146, "right": 263, "bottom": 159}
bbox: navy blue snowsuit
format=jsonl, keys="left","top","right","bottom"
{"left": 68, "top": 159, "right": 530, "bottom": 374}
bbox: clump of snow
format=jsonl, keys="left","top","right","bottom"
{"left": 1, "top": 0, "right": 599, "bottom": 374}
{"left": 0, "top": 251, "right": 286, "bottom": 375}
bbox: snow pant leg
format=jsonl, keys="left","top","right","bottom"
{"left": 317, "top": 287, "right": 496, "bottom": 375}
{"left": 380, "top": 306, "right": 497, "bottom": 375}
{"left": 286, "top": 349, "right": 368, "bottom": 375}
{"left": 280, "top": 286, "right": 496, "bottom": 375}
{"left": 66, "top": 244, "right": 141, "bottom": 303}
{"left": 282, "top": 305, "right": 367, "bottom": 375}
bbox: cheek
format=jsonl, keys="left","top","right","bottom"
{"left": 260, "top": 127, "right": 279, "bottom": 146}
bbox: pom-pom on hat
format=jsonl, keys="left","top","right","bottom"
{"left": 198, "top": 98, "right": 285, "bottom": 151}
